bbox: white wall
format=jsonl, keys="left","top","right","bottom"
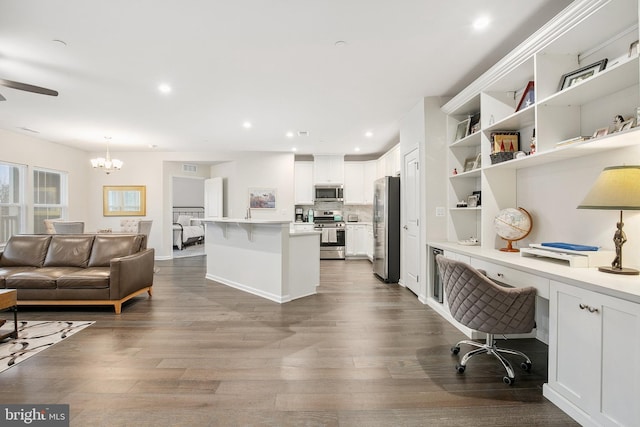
{"left": 172, "top": 176, "right": 205, "bottom": 207}
{"left": 517, "top": 144, "right": 640, "bottom": 269}
{"left": 0, "top": 129, "right": 90, "bottom": 230}
{"left": 210, "top": 152, "right": 295, "bottom": 221}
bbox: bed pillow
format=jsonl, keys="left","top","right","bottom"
{"left": 176, "top": 215, "right": 191, "bottom": 227}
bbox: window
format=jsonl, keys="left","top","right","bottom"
{"left": 0, "top": 162, "right": 26, "bottom": 244}
{"left": 33, "top": 168, "right": 68, "bottom": 234}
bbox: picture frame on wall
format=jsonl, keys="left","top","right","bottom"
{"left": 454, "top": 118, "right": 470, "bottom": 142}
{"left": 515, "top": 81, "right": 535, "bottom": 112}
{"left": 558, "top": 59, "right": 608, "bottom": 91}
{"left": 249, "top": 188, "right": 276, "bottom": 209}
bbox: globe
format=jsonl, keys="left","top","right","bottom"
{"left": 493, "top": 207, "right": 533, "bottom": 252}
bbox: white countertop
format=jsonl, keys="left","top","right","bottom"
{"left": 429, "top": 240, "right": 640, "bottom": 304}
{"left": 203, "top": 218, "right": 291, "bottom": 225}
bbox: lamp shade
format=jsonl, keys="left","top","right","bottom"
{"left": 577, "top": 165, "right": 640, "bottom": 210}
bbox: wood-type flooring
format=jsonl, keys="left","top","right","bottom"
{"left": 0, "top": 256, "right": 578, "bottom": 426}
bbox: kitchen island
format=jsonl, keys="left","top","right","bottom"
{"left": 203, "top": 218, "right": 320, "bottom": 303}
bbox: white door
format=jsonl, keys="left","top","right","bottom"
{"left": 404, "top": 149, "right": 420, "bottom": 295}
{"left": 204, "top": 177, "right": 223, "bottom": 217}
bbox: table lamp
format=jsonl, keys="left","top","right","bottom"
{"left": 577, "top": 165, "right": 640, "bottom": 275}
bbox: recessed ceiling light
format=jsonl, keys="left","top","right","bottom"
{"left": 292, "top": 147, "right": 297, "bottom": 152}
{"left": 334, "top": 40, "right": 347, "bottom": 47}
{"left": 243, "top": 121, "right": 252, "bottom": 129}
{"left": 365, "top": 131, "right": 373, "bottom": 138}
{"left": 158, "top": 83, "right": 172, "bottom": 94}
{"left": 473, "top": 16, "right": 490, "bottom": 30}
{"left": 354, "top": 147, "right": 361, "bottom": 152}
{"left": 286, "top": 131, "right": 294, "bottom": 138}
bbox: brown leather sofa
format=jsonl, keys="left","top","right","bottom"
{"left": 0, "top": 234, "right": 154, "bottom": 313}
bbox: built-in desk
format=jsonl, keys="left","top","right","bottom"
{"left": 427, "top": 241, "right": 640, "bottom": 427}
{"left": 203, "top": 219, "right": 320, "bottom": 303}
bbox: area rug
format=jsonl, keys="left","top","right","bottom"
{"left": 0, "top": 320, "right": 94, "bottom": 374}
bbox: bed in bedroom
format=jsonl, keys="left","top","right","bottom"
{"left": 172, "top": 207, "right": 205, "bottom": 250}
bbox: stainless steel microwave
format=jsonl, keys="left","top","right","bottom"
{"left": 314, "top": 185, "right": 343, "bottom": 201}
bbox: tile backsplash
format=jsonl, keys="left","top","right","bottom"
{"left": 296, "top": 202, "right": 372, "bottom": 222}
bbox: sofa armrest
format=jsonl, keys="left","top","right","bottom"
{"left": 109, "top": 248, "right": 154, "bottom": 300}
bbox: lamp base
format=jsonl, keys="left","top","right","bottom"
{"left": 597, "top": 266, "right": 640, "bottom": 275}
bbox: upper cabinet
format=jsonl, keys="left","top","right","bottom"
{"left": 344, "top": 160, "right": 376, "bottom": 205}
{"left": 294, "top": 161, "right": 314, "bottom": 205}
{"left": 313, "top": 155, "right": 344, "bottom": 185}
{"left": 376, "top": 144, "right": 401, "bottom": 179}
{"left": 442, "top": 0, "right": 640, "bottom": 246}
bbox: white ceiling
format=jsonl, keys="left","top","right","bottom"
{"left": 0, "top": 0, "right": 572, "bottom": 156}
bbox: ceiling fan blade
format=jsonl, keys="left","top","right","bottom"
{"left": 0, "top": 79, "right": 58, "bottom": 97}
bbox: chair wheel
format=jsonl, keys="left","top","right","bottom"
{"left": 451, "top": 346, "right": 460, "bottom": 355}
{"left": 455, "top": 364, "right": 465, "bottom": 374}
{"left": 503, "top": 376, "right": 514, "bottom": 385}
{"left": 520, "top": 361, "right": 532, "bottom": 371}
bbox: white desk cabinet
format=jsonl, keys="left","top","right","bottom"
{"left": 545, "top": 280, "right": 640, "bottom": 427}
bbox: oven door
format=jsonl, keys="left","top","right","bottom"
{"left": 315, "top": 227, "right": 345, "bottom": 259}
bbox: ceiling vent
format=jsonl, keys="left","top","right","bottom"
{"left": 182, "top": 163, "right": 198, "bottom": 174}
{"left": 297, "top": 131, "right": 309, "bottom": 137}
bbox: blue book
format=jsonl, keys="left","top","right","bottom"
{"left": 541, "top": 242, "right": 599, "bottom": 251}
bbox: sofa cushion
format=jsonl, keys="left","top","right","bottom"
{"left": 88, "top": 235, "right": 143, "bottom": 267}
{"left": 57, "top": 268, "right": 110, "bottom": 289}
{"left": 0, "top": 266, "right": 38, "bottom": 288}
{"left": 6, "top": 267, "right": 83, "bottom": 289}
{"left": 0, "top": 235, "right": 52, "bottom": 267}
{"left": 44, "top": 235, "right": 95, "bottom": 268}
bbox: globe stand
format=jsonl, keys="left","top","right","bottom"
{"left": 499, "top": 239, "right": 520, "bottom": 252}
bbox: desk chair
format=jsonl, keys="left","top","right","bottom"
{"left": 435, "top": 254, "right": 537, "bottom": 385}
{"left": 51, "top": 221, "right": 85, "bottom": 234}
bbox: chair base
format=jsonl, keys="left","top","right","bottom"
{"left": 451, "top": 333, "right": 532, "bottom": 385}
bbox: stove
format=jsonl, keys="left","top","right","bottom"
{"left": 313, "top": 210, "right": 346, "bottom": 259}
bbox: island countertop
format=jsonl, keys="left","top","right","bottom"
{"left": 202, "top": 217, "right": 291, "bottom": 225}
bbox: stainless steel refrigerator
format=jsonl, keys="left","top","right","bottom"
{"left": 373, "top": 176, "right": 400, "bottom": 282}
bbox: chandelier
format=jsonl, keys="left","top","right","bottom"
{"left": 90, "top": 137, "right": 123, "bottom": 174}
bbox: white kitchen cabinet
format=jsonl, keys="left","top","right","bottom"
{"left": 346, "top": 224, "right": 368, "bottom": 257}
{"left": 294, "top": 161, "right": 314, "bottom": 205}
{"left": 545, "top": 280, "right": 640, "bottom": 427}
{"left": 363, "top": 161, "right": 376, "bottom": 204}
{"left": 345, "top": 161, "right": 377, "bottom": 205}
{"left": 344, "top": 162, "right": 365, "bottom": 204}
{"left": 313, "top": 155, "right": 344, "bottom": 184}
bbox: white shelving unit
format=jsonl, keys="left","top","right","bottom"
{"left": 442, "top": 0, "right": 640, "bottom": 249}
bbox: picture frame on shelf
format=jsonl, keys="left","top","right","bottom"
{"left": 472, "top": 152, "right": 482, "bottom": 169}
{"left": 468, "top": 112, "right": 481, "bottom": 134}
{"left": 467, "top": 195, "right": 479, "bottom": 208}
{"left": 491, "top": 132, "right": 519, "bottom": 153}
{"left": 629, "top": 40, "right": 639, "bottom": 57}
{"left": 454, "top": 118, "right": 470, "bottom": 142}
{"left": 515, "top": 81, "right": 535, "bottom": 112}
{"left": 593, "top": 127, "right": 609, "bottom": 138}
{"left": 620, "top": 119, "right": 635, "bottom": 131}
{"left": 463, "top": 156, "right": 476, "bottom": 172}
{"left": 558, "top": 59, "right": 608, "bottom": 91}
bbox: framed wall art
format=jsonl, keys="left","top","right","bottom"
{"left": 103, "top": 185, "right": 146, "bottom": 216}
{"left": 249, "top": 188, "right": 276, "bottom": 209}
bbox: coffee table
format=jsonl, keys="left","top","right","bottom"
{"left": 0, "top": 289, "right": 18, "bottom": 341}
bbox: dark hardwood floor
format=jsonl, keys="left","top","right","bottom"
{"left": 0, "top": 256, "right": 578, "bottom": 426}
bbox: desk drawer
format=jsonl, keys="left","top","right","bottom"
{"left": 470, "top": 258, "right": 550, "bottom": 299}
